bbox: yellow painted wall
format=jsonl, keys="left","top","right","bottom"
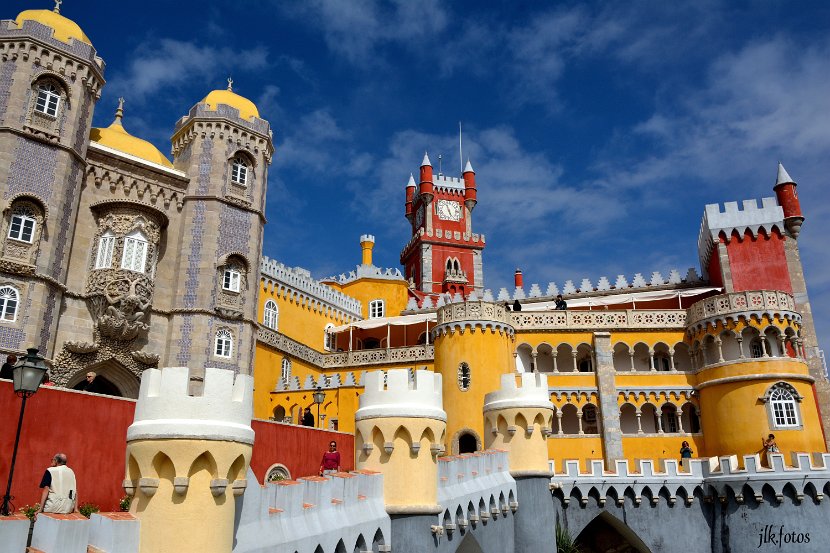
{"left": 258, "top": 280, "right": 346, "bottom": 352}
{"left": 622, "top": 435, "right": 706, "bottom": 463}
{"left": 434, "top": 328, "right": 514, "bottom": 453}
{"left": 547, "top": 436, "right": 604, "bottom": 472}
{"left": 336, "top": 278, "right": 410, "bottom": 319}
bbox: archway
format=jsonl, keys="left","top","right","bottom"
{"left": 575, "top": 512, "right": 652, "bottom": 553}
{"left": 71, "top": 374, "right": 122, "bottom": 396}
{"left": 66, "top": 359, "right": 140, "bottom": 398}
{"left": 458, "top": 433, "right": 478, "bottom": 454}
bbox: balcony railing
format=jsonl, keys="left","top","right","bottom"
{"left": 686, "top": 290, "right": 796, "bottom": 328}
{"left": 511, "top": 310, "right": 687, "bottom": 331}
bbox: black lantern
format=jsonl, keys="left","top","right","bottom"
{"left": 1, "top": 347, "right": 48, "bottom": 516}
{"left": 312, "top": 386, "right": 326, "bottom": 428}
{"left": 12, "top": 347, "right": 47, "bottom": 397}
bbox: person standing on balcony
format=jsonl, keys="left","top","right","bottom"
{"left": 0, "top": 353, "right": 17, "bottom": 379}
{"left": 319, "top": 441, "right": 341, "bottom": 476}
{"left": 555, "top": 295, "right": 568, "bottom": 310}
{"left": 302, "top": 407, "right": 315, "bottom": 427}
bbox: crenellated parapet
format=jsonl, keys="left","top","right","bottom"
{"left": 234, "top": 468, "right": 392, "bottom": 553}
{"left": 435, "top": 451, "right": 517, "bottom": 536}
{"left": 125, "top": 366, "right": 254, "bottom": 553}
{"left": 698, "top": 197, "right": 784, "bottom": 270}
{"left": 432, "top": 300, "right": 514, "bottom": 338}
{"left": 355, "top": 369, "right": 447, "bottom": 514}
{"left": 553, "top": 452, "right": 830, "bottom": 508}
{"left": 484, "top": 373, "right": 554, "bottom": 476}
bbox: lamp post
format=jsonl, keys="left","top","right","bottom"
{"left": 1, "top": 348, "right": 48, "bottom": 516}
{"left": 312, "top": 386, "right": 326, "bottom": 429}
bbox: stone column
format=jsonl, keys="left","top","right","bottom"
{"left": 593, "top": 332, "right": 623, "bottom": 468}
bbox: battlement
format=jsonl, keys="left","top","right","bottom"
{"left": 323, "top": 264, "right": 405, "bottom": 285}
{"left": 234, "top": 468, "right": 391, "bottom": 553}
{"left": 483, "top": 373, "right": 554, "bottom": 412}
{"left": 698, "top": 196, "right": 785, "bottom": 266}
{"left": 433, "top": 173, "right": 465, "bottom": 191}
{"left": 436, "top": 451, "right": 517, "bottom": 533}
{"left": 355, "top": 369, "right": 445, "bottom": 421}
{"left": 127, "top": 366, "right": 254, "bottom": 444}
{"left": 360, "top": 234, "right": 375, "bottom": 243}
{"left": 261, "top": 256, "right": 363, "bottom": 318}
{"left": 553, "top": 452, "right": 830, "bottom": 507}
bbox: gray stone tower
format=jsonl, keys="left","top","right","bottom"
{"left": 165, "top": 83, "right": 274, "bottom": 380}
{"left": 0, "top": 8, "right": 104, "bottom": 357}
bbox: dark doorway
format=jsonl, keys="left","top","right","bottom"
{"left": 72, "top": 374, "right": 122, "bottom": 397}
{"left": 458, "top": 433, "right": 478, "bottom": 454}
{"left": 575, "top": 513, "right": 651, "bottom": 553}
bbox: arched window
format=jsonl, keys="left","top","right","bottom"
{"left": 8, "top": 206, "right": 37, "bottom": 243}
{"left": 454, "top": 259, "right": 460, "bottom": 272}
{"left": 223, "top": 265, "right": 241, "bottom": 292}
{"left": 446, "top": 258, "right": 453, "bottom": 271}
{"left": 231, "top": 157, "right": 248, "bottom": 186}
{"left": 369, "top": 299, "right": 384, "bottom": 319}
{"left": 0, "top": 286, "right": 19, "bottom": 322}
{"left": 458, "top": 362, "right": 471, "bottom": 391}
{"left": 324, "top": 323, "right": 336, "bottom": 351}
{"left": 121, "top": 230, "right": 148, "bottom": 273}
{"left": 94, "top": 231, "right": 116, "bottom": 269}
{"left": 215, "top": 329, "right": 233, "bottom": 358}
{"left": 34, "top": 83, "right": 61, "bottom": 117}
{"left": 654, "top": 352, "right": 671, "bottom": 371}
{"left": 764, "top": 383, "right": 802, "bottom": 428}
{"left": 750, "top": 338, "right": 770, "bottom": 358}
{"left": 280, "top": 358, "right": 291, "bottom": 381}
{"left": 263, "top": 300, "right": 278, "bottom": 329}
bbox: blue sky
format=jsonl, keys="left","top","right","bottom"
{"left": 8, "top": 1, "right": 830, "bottom": 352}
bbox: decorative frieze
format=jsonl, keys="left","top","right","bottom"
{"left": 686, "top": 290, "right": 798, "bottom": 332}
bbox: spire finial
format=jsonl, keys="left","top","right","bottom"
{"left": 54, "top": 0, "right": 62, "bottom": 14}
{"left": 113, "top": 97, "right": 124, "bottom": 125}
{"left": 227, "top": 77, "right": 233, "bottom": 91}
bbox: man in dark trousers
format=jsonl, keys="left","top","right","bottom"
{"left": 0, "top": 353, "right": 17, "bottom": 380}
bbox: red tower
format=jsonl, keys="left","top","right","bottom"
{"left": 400, "top": 154, "right": 485, "bottom": 297}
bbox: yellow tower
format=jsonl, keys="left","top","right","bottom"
{"left": 432, "top": 300, "right": 515, "bottom": 454}
{"left": 360, "top": 234, "right": 375, "bottom": 266}
{"left": 687, "top": 291, "right": 826, "bottom": 459}
{"left": 123, "top": 367, "right": 254, "bottom": 553}
{"left": 483, "top": 372, "right": 555, "bottom": 476}
{"left": 354, "top": 369, "right": 446, "bottom": 514}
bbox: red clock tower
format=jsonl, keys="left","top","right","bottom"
{"left": 401, "top": 153, "right": 485, "bottom": 297}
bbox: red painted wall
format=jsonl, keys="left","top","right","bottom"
{"left": 727, "top": 229, "right": 792, "bottom": 293}
{"left": 249, "top": 419, "right": 353, "bottom": 482}
{"left": 0, "top": 381, "right": 354, "bottom": 514}
{"left": 707, "top": 237, "right": 724, "bottom": 287}
{"left": 0, "top": 382, "right": 134, "bottom": 512}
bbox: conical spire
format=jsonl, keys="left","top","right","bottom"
{"left": 421, "top": 152, "right": 432, "bottom": 167}
{"left": 406, "top": 173, "right": 416, "bottom": 188}
{"left": 464, "top": 159, "right": 474, "bottom": 173}
{"left": 776, "top": 162, "right": 796, "bottom": 186}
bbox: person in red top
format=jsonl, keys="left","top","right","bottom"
{"left": 320, "top": 441, "right": 341, "bottom": 476}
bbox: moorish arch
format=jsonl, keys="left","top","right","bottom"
{"left": 575, "top": 511, "right": 652, "bottom": 553}
{"left": 67, "top": 358, "right": 140, "bottom": 398}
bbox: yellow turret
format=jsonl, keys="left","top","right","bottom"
{"left": 15, "top": 3, "right": 92, "bottom": 45}
{"left": 201, "top": 78, "right": 260, "bottom": 121}
{"left": 355, "top": 369, "right": 446, "bottom": 514}
{"left": 123, "top": 367, "right": 253, "bottom": 553}
{"left": 484, "top": 372, "right": 554, "bottom": 476}
{"left": 360, "top": 234, "right": 375, "bottom": 266}
{"left": 90, "top": 98, "right": 174, "bottom": 168}
{"left": 432, "top": 300, "right": 515, "bottom": 454}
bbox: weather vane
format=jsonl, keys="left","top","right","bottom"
{"left": 227, "top": 77, "right": 233, "bottom": 91}
{"left": 54, "top": 0, "right": 62, "bottom": 14}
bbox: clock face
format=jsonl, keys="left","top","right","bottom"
{"left": 437, "top": 199, "right": 462, "bottom": 221}
{"left": 415, "top": 206, "right": 424, "bottom": 228}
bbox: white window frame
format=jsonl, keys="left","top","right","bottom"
{"left": 94, "top": 231, "right": 116, "bottom": 269}
{"left": 231, "top": 157, "right": 249, "bottom": 186}
{"left": 458, "top": 362, "right": 471, "bottom": 391}
{"left": 369, "top": 299, "right": 385, "bottom": 319}
{"left": 0, "top": 286, "right": 19, "bottom": 322}
{"left": 223, "top": 266, "right": 241, "bottom": 292}
{"left": 324, "top": 323, "right": 336, "bottom": 351}
{"left": 281, "top": 358, "right": 292, "bottom": 381}
{"left": 8, "top": 207, "right": 37, "bottom": 243}
{"left": 770, "top": 387, "right": 800, "bottom": 428}
{"left": 35, "top": 83, "right": 61, "bottom": 117}
{"left": 121, "top": 230, "right": 149, "bottom": 273}
{"left": 263, "top": 299, "right": 278, "bottom": 330}
{"left": 215, "top": 329, "right": 233, "bottom": 358}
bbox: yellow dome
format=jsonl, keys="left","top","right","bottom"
{"left": 15, "top": 9, "right": 92, "bottom": 45}
{"left": 90, "top": 102, "right": 173, "bottom": 169}
{"left": 201, "top": 88, "right": 260, "bottom": 121}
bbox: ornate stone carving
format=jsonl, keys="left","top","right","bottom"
{"left": 64, "top": 341, "right": 98, "bottom": 354}
{"left": 131, "top": 350, "right": 159, "bottom": 365}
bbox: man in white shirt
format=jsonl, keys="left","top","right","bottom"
{"left": 38, "top": 453, "right": 77, "bottom": 515}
